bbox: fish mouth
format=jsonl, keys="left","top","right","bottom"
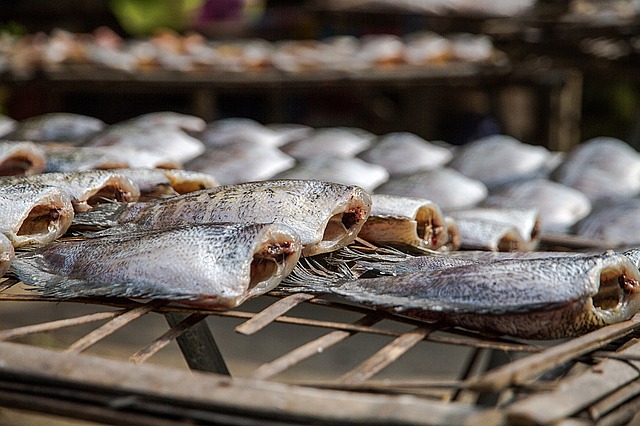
{"left": 0, "top": 156, "right": 38, "bottom": 176}
{"left": 79, "top": 177, "right": 140, "bottom": 212}
{"left": 247, "top": 230, "right": 302, "bottom": 299}
{"left": 13, "top": 200, "right": 73, "bottom": 247}
{"left": 497, "top": 230, "right": 524, "bottom": 252}
{"left": 308, "top": 190, "right": 372, "bottom": 256}
{"left": 415, "top": 205, "right": 446, "bottom": 248}
{"left": 592, "top": 256, "right": 640, "bottom": 323}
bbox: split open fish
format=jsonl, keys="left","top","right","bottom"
{"left": 0, "top": 141, "right": 46, "bottom": 176}
{"left": 358, "top": 132, "right": 452, "bottom": 175}
{"left": 13, "top": 223, "right": 302, "bottom": 308}
{"left": 113, "top": 168, "right": 219, "bottom": 198}
{"left": 449, "top": 134, "right": 553, "bottom": 189}
{"left": 574, "top": 198, "right": 640, "bottom": 246}
{"left": 74, "top": 180, "right": 371, "bottom": 256}
{"left": 274, "top": 156, "right": 389, "bottom": 193}
{"left": 0, "top": 114, "right": 17, "bottom": 138}
{"left": 124, "top": 111, "right": 206, "bottom": 133}
{"left": 85, "top": 124, "right": 205, "bottom": 165}
{"left": 43, "top": 145, "right": 129, "bottom": 173}
{"left": 0, "top": 170, "right": 140, "bottom": 212}
{"left": 0, "top": 184, "right": 74, "bottom": 247}
{"left": 447, "top": 207, "right": 541, "bottom": 251}
{"left": 185, "top": 141, "right": 295, "bottom": 185}
{"left": 484, "top": 178, "right": 592, "bottom": 233}
{"left": 374, "top": 168, "right": 488, "bottom": 211}
{"left": 280, "top": 127, "right": 374, "bottom": 160}
{"left": 284, "top": 250, "right": 640, "bottom": 339}
{"left": 199, "top": 118, "right": 293, "bottom": 148}
{"left": 553, "top": 137, "right": 640, "bottom": 202}
{"left": 8, "top": 112, "right": 105, "bottom": 142}
{"left": 357, "top": 194, "right": 447, "bottom": 250}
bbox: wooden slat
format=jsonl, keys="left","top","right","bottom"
{"left": 465, "top": 314, "right": 640, "bottom": 393}
{"left": 0, "top": 340, "right": 483, "bottom": 425}
{"left": 251, "top": 314, "right": 382, "bottom": 380}
{"left": 589, "top": 377, "right": 640, "bottom": 421}
{"left": 506, "top": 339, "right": 640, "bottom": 425}
{"left": 130, "top": 313, "right": 207, "bottom": 364}
{"left": 66, "top": 301, "right": 164, "bottom": 353}
{"left": 235, "top": 293, "right": 316, "bottom": 335}
{"left": 339, "top": 327, "right": 432, "bottom": 383}
{"left": 0, "top": 311, "right": 120, "bottom": 341}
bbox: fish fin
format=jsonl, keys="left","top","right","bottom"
{"left": 280, "top": 257, "right": 359, "bottom": 293}
{"left": 11, "top": 253, "right": 196, "bottom": 300}
{"left": 70, "top": 202, "right": 128, "bottom": 229}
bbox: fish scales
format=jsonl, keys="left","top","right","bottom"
{"left": 286, "top": 251, "right": 640, "bottom": 339}
{"left": 79, "top": 180, "right": 371, "bottom": 256}
{"left": 13, "top": 223, "right": 302, "bottom": 308}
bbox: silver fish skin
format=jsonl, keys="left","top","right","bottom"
{"left": 85, "top": 124, "right": 205, "bottom": 165}
{"left": 43, "top": 145, "right": 128, "bottom": 173}
{"left": 289, "top": 252, "right": 640, "bottom": 339}
{"left": 280, "top": 127, "right": 374, "bottom": 160}
{"left": 0, "top": 184, "right": 74, "bottom": 247}
{"left": 0, "top": 141, "right": 46, "bottom": 176}
{"left": 0, "top": 114, "right": 17, "bottom": 138}
{"left": 111, "top": 168, "right": 218, "bottom": 198}
{"left": 357, "top": 194, "right": 447, "bottom": 250}
{"left": 199, "top": 118, "right": 294, "bottom": 148}
{"left": 274, "top": 156, "right": 389, "bottom": 193}
{"left": 574, "top": 198, "right": 640, "bottom": 246}
{"left": 125, "top": 112, "right": 206, "bottom": 133}
{"left": 78, "top": 180, "right": 371, "bottom": 256}
{"left": 185, "top": 140, "right": 295, "bottom": 185}
{"left": 450, "top": 218, "right": 524, "bottom": 252}
{"left": 448, "top": 207, "right": 541, "bottom": 251}
{"left": 265, "top": 123, "right": 314, "bottom": 146}
{"left": 13, "top": 223, "right": 302, "bottom": 308}
{"left": 8, "top": 113, "right": 105, "bottom": 142}
{"left": 449, "top": 134, "right": 553, "bottom": 189}
{"left": 90, "top": 146, "right": 182, "bottom": 170}
{"left": 484, "top": 178, "right": 592, "bottom": 233}
{"left": 0, "top": 170, "right": 140, "bottom": 212}
{"left": 358, "top": 132, "right": 453, "bottom": 175}
{"left": 0, "top": 233, "right": 15, "bottom": 275}
{"left": 374, "top": 168, "right": 488, "bottom": 211}
{"left": 553, "top": 137, "right": 640, "bottom": 202}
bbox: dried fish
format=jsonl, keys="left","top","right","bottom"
{"left": 374, "top": 168, "right": 488, "bottom": 211}
{"left": 358, "top": 132, "right": 453, "bottom": 175}
{"left": 85, "top": 124, "right": 205, "bottom": 165}
{"left": 449, "top": 134, "right": 553, "bottom": 188}
{"left": 0, "top": 141, "right": 46, "bottom": 176}
{"left": 285, "top": 250, "right": 640, "bottom": 339}
{"left": 357, "top": 194, "right": 447, "bottom": 250}
{"left": 8, "top": 112, "right": 105, "bottom": 142}
{"left": 574, "top": 198, "right": 640, "bottom": 246}
{"left": 0, "top": 234, "right": 14, "bottom": 276}
{"left": 124, "top": 111, "right": 206, "bottom": 133}
{"left": 484, "top": 178, "right": 592, "bottom": 233}
{"left": 199, "top": 118, "right": 292, "bottom": 148}
{"left": 0, "top": 114, "right": 17, "bottom": 138}
{"left": 448, "top": 207, "right": 541, "bottom": 251}
{"left": 43, "top": 145, "right": 128, "bottom": 173}
{"left": 185, "top": 141, "right": 295, "bottom": 185}
{"left": 13, "top": 223, "right": 302, "bottom": 308}
{"left": 0, "top": 170, "right": 140, "bottom": 212}
{"left": 112, "top": 168, "right": 218, "bottom": 198}
{"left": 273, "top": 156, "right": 389, "bottom": 193}
{"left": 280, "top": 127, "right": 374, "bottom": 160}
{"left": 553, "top": 137, "right": 640, "bottom": 202}
{"left": 441, "top": 217, "right": 462, "bottom": 251}
{"left": 0, "top": 184, "right": 74, "bottom": 247}
{"left": 75, "top": 180, "right": 371, "bottom": 256}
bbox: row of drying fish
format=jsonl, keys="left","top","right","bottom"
{"left": 0, "top": 27, "right": 500, "bottom": 77}
{"left": 1, "top": 176, "right": 639, "bottom": 340}
{"left": 2, "top": 110, "right": 639, "bottom": 246}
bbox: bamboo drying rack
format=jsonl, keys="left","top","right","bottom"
{"left": 1, "top": 240, "right": 640, "bottom": 425}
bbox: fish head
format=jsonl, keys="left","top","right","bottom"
{"left": 589, "top": 255, "right": 640, "bottom": 326}
{"left": 303, "top": 186, "right": 372, "bottom": 256}
{"left": 74, "top": 173, "right": 140, "bottom": 212}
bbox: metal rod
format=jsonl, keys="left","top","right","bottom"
{"left": 165, "top": 313, "right": 230, "bottom": 376}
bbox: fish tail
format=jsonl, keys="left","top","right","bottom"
{"left": 10, "top": 255, "right": 80, "bottom": 298}
{"left": 71, "top": 202, "right": 128, "bottom": 229}
{"left": 280, "top": 257, "right": 358, "bottom": 293}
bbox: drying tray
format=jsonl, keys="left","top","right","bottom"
{"left": 1, "top": 239, "right": 640, "bottom": 425}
